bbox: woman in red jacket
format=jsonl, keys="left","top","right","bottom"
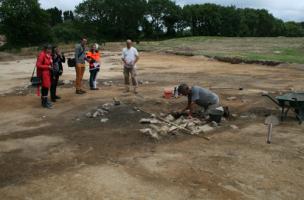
{"left": 36, "top": 44, "right": 53, "bottom": 108}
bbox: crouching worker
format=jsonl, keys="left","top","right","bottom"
{"left": 177, "top": 83, "right": 220, "bottom": 118}
{"left": 36, "top": 44, "right": 53, "bottom": 109}
{"left": 86, "top": 43, "right": 101, "bottom": 90}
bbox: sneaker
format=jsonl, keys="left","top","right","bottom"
{"left": 55, "top": 96, "right": 61, "bottom": 100}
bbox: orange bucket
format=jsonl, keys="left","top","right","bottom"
{"left": 163, "top": 88, "right": 173, "bottom": 99}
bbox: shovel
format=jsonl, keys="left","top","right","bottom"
{"left": 264, "top": 115, "right": 280, "bottom": 144}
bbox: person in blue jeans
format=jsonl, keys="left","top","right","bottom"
{"left": 86, "top": 43, "right": 101, "bottom": 90}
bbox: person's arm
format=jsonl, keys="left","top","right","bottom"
{"left": 133, "top": 49, "right": 139, "bottom": 65}
{"left": 181, "top": 95, "right": 194, "bottom": 116}
{"left": 121, "top": 49, "right": 127, "bottom": 65}
{"left": 61, "top": 54, "right": 66, "bottom": 63}
{"left": 36, "top": 53, "right": 51, "bottom": 70}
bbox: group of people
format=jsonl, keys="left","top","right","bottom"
{"left": 35, "top": 38, "right": 140, "bottom": 109}
{"left": 35, "top": 37, "right": 220, "bottom": 118}
{"left": 36, "top": 45, "right": 65, "bottom": 108}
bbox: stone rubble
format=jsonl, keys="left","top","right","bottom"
{"left": 139, "top": 113, "right": 223, "bottom": 140}
{"left": 139, "top": 118, "right": 160, "bottom": 124}
{"left": 102, "top": 81, "right": 113, "bottom": 86}
{"left": 100, "top": 118, "right": 109, "bottom": 123}
{"left": 192, "top": 125, "right": 214, "bottom": 135}
{"left": 140, "top": 128, "right": 159, "bottom": 140}
{"left": 230, "top": 125, "right": 239, "bottom": 130}
{"left": 210, "top": 121, "right": 218, "bottom": 127}
{"left": 85, "top": 101, "right": 120, "bottom": 122}
{"left": 164, "top": 114, "right": 175, "bottom": 122}
{"left": 63, "top": 80, "right": 72, "bottom": 85}
{"left": 226, "top": 96, "right": 237, "bottom": 101}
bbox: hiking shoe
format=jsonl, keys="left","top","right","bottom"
{"left": 80, "top": 89, "right": 87, "bottom": 94}
{"left": 76, "top": 90, "right": 85, "bottom": 95}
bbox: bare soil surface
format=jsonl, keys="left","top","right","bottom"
{"left": 0, "top": 50, "right": 304, "bottom": 200}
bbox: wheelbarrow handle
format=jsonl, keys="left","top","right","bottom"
{"left": 262, "top": 94, "right": 281, "bottom": 107}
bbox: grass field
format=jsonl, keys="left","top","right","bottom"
{"left": 137, "top": 37, "right": 304, "bottom": 64}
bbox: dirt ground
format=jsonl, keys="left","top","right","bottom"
{"left": 0, "top": 49, "right": 304, "bottom": 200}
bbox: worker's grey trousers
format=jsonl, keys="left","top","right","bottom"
{"left": 123, "top": 67, "right": 138, "bottom": 86}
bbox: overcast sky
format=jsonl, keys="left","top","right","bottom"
{"left": 39, "top": 0, "right": 304, "bottom": 22}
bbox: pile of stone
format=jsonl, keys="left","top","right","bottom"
{"left": 139, "top": 114, "right": 216, "bottom": 140}
{"left": 85, "top": 102, "right": 117, "bottom": 123}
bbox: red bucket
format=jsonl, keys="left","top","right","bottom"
{"left": 163, "top": 89, "right": 173, "bottom": 99}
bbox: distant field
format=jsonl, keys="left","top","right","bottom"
{"left": 1, "top": 37, "right": 303, "bottom": 64}
{"left": 137, "top": 37, "right": 304, "bottom": 64}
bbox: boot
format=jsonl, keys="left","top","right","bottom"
{"left": 45, "top": 98, "right": 53, "bottom": 108}
{"left": 41, "top": 97, "right": 46, "bottom": 107}
{"left": 51, "top": 95, "right": 61, "bottom": 102}
{"left": 41, "top": 97, "right": 52, "bottom": 109}
{"left": 133, "top": 86, "right": 138, "bottom": 94}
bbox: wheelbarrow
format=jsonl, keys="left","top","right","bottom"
{"left": 262, "top": 92, "right": 304, "bottom": 124}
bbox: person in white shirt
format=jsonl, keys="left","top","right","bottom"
{"left": 121, "top": 39, "right": 139, "bottom": 94}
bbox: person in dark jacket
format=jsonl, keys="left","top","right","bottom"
{"left": 51, "top": 46, "right": 65, "bottom": 102}
{"left": 36, "top": 44, "right": 53, "bottom": 108}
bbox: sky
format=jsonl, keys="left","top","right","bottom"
{"left": 39, "top": 0, "right": 304, "bottom": 22}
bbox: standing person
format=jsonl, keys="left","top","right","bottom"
{"left": 51, "top": 46, "right": 65, "bottom": 102}
{"left": 36, "top": 44, "right": 53, "bottom": 109}
{"left": 177, "top": 83, "right": 220, "bottom": 118}
{"left": 75, "top": 37, "right": 87, "bottom": 94}
{"left": 121, "top": 39, "right": 139, "bottom": 94}
{"left": 86, "top": 43, "right": 101, "bottom": 90}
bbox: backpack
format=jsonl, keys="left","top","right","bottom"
{"left": 68, "top": 46, "right": 85, "bottom": 67}
{"left": 67, "top": 58, "right": 76, "bottom": 67}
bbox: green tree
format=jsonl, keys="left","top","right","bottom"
{"left": 219, "top": 6, "right": 241, "bottom": 36}
{"left": 284, "top": 22, "right": 304, "bottom": 37}
{"left": 63, "top": 10, "right": 74, "bottom": 21}
{"left": 53, "top": 21, "right": 80, "bottom": 43}
{"left": 46, "top": 7, "right": 63, "bottom": 27}
{"left": 147, "top": 0, "right": 182, "bottom": 37}
{"left": 0, "top": 0, "right": 52, "bottom": 47}
{"left": 75, "top": 0, "right": 146, "bottom": 40}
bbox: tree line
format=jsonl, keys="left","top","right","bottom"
{"left": 0, "top": 0, "right": 304, "bottom": 47}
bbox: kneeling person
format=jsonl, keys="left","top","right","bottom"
{"left": 177, "top": 83, "right": 220, "bottom": 117}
